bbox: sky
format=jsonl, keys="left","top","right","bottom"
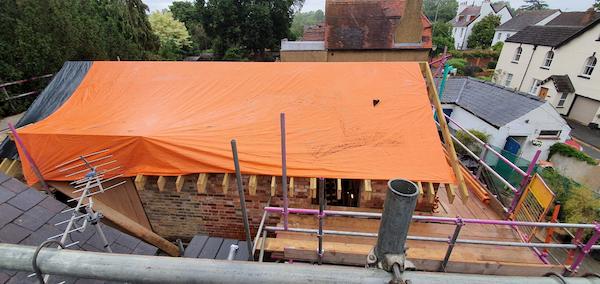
{"left": 145, "top": 0, "right": 596, "bottom": 12}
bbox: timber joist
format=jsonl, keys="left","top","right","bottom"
{"left": 130, "top": 173, "right": 455, "bottom": 206}
{"left": 0, "top": 158, "right": 22, "bottom": 178}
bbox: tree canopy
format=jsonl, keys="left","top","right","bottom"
{"left": 289, "top": 10, "right": 324, "bottom": 40}
{"left": 431, "top": 21, "right": 455, "bottom": 55}
{"left": 467, "top": 15, "right": 501, "bottom": 49}
{"left": 423, "top": 0, "right": 458, "bottom": 23}
{"left": 149, "top": 11, "right": 192, "bottom": 60}
{"left": 170, "top": 1, "right": 211, "bottom": 52}
{"left": 0, "top": 0, "right": 159, "bottom": 117}
{"left": 519, "top": 0, "right": 549, "bottom": 10}
{"left": 594, "top": 0, "right": 600, "bottom": 10}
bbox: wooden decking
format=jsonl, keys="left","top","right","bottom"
{"left": 259, "top": 185, "right": 564, "bottom": 276}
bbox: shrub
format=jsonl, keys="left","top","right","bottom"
{"left": 492, "top": 42, "right": 504, "bottom": 53}
{"left": 463, "top": 65, "right": 483, "bottom": 77}
{"left": 548, "top": 143, "right": 598, "bottom": 165}
{"left": 487, "top": 61, "right": 497, "bottom": 69}
{"left": 454, "top": 129, "right": 489, "bottom": 156}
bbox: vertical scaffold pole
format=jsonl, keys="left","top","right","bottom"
{"left": 564, "top": 224, "right": 600, "bottom": 276}
{"left": 318, "top": 177, "right": 325, "bottom": 265}
{"left": 440, "top": 217, "right": 463, "bottom": 272}
{"left": 8, "top": 123, "right": 49, "bottom": 193}
{"left": 231, "top": 139, "right": 254, "bottom": 261}
{"left": 280, "top": 113, "right": 289, "bottom": 231}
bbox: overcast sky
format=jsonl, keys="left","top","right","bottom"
{"left": 145, "top": 0, "right": 596, "bottom": 12}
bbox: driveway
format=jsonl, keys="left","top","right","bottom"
{"left": 566, "top": 119, "right": 600, "bottom": 160}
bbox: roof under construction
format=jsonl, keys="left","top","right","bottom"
{"left": 15, "top": 61, "right": 455, "bottom": 185}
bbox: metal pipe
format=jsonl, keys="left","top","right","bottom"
{"left": 440, "top": 220, "right": 463, "bottom": 272}
{"left": 252, "top": 198, "right": 270, "bottom": 255}
{"left": 231, "top": 139, "right": 254, "bottom": 261}
{"left": 259, "top": 231, "right": 267, "bottom": 263}
{"left": 227, "top": 244, "right": 239, "bottom": 261}
{"left": 375, "top": 179, "right": 419, "bottom": 270}
{"left": 264, "top": 226, "right": 600, "bottom": 250}
{"left": 264, "top": 207, "right": 598, "bottom": 229}
{"left": 509, "top": 150, "right": 542, "bottom": 215}
{"left": 280, "top": 113, "right": 289, "bottom": 231}
{"left": 2, "top": 244, "right": 599, "bottom": 284}
{"left": 8, "top": 123, "right": 50, "bottom": 193}
{"left": 318, "top": 178, "right": 325, "bottom": 265}
{"left": 565, "top": 225, "right": 600, "bottom": 276}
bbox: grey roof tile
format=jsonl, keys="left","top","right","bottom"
{"left": 0, "top": 173, "right": 10, "bottom": 184}
{"left": 497, "top": 10, "right": 559, "bottom": 31}
{"left": 38, "top": 195, "right": 68, "bottom": 213}
{"left": 1, "top": 179, "right": 28, "bottom": 194}
{"left": 0, "top": 187, "right": 15, "bottom": 204}
{"left": 7, "top": 189, "right": 45, "bottom": 211}
{"left": 132, "top": 241, "right": 158, "bottom": 256}
{"left": 441, "top": 78, "right": 544, "bottom": 127}
{"left": 114, "top": 231, "right": 141, "bottom": 250}
{"left": 12, "top": 205, "right": 55, "bottom": 231}
{"left": 506, "top": 25, "right": 582, "bottom": 47}
{"left": 0, "top": 223, "right": 32, "bottom": 243}
{"left": 547, "top": 11, "right": 600, "bottom": 26}
{"left": 0, "top": 204, "right": 23, "bottom": 228}
{"left": 0, "top": 271, "right": 11, "bottom": 284}
{"left": 110, "top": 242, "right": 133, "bottom": 254}
{"left": 6, "top": 272, "right": 38, "bottom": 284}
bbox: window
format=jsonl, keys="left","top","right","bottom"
{"left": 460, "top": 28, "right": 464, "bottom": 38}
{"left": 542, "top": 51, "right": 554, "bottom": 68}
{"left": 497, "top": 33, "right": 502, "bottom": 40}
{"left": 504, "top": 73, "right": 513, "bottom": 86}
{"left": 538, "top": 130, "right": 561, "bottom": 139}
{"left": 513, "top": 47, "right": 522, "bottom": 62}
{"left": 557, "top": 93, "right": 569, "bottom": 107}
{"left": 529, "top": 79, "right": 541, "bottom": 95}
{"left": 581, "top": 56, "right": 597, "bottom": 77}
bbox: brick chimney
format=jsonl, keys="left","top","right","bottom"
{"left": 394, "top": 0, "right": 424, "bottom": 44}
{"left": 581, "top": 8, "right": 597, "bottom": 26}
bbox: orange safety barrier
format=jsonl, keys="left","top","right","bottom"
{"left": 16, "top": 61, "right": 456, "bottom": 185}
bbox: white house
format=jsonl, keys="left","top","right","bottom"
{"left": 441, "top": 77, "right": 571, "bottom": 161}
{"left": 494, "top": 10, "right": 600, "bottom": 127}
{"left": 451, "top": 0, "right": 512, "bottom": 50}
{"left": 492, "top": 9, "right": 561, "bottom": 46}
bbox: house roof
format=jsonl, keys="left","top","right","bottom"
{"left": 496, "top": 10, "right": 559, "bottom": 31}
{"left": 440, "top": 77, "right": 544, "bottom": 128}
{"left": 505, "top": 25, "right": 583, "bottom": 47}
{"left": 546, "top": 11, "right": 600, "bottom": 26}
{"left": 0, "top": 173, "right": 158, "bottom": 283}
{"left": 453, "top": 6, "right": 481, "bottom": 27}
{"left": 541, "top": 75, "right": 576, "bottom": 93}
{"left": 491, "top": 3, "right": 508, "bottom": 13}
{"left": 325, "top": 0, "right": 432, "bottom": 50}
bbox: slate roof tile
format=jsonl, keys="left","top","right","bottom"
{"left": 0, "top": 188, "right": 15, "bottom": 204}
{"left": 0, "top": 203, "right": 23, "bottom": 228}
{"left": 114, "top": 231, "right": 141, "bottom": 250}
{"left": 497, "top": 10, "right": 559, "bottom": 31}
{"left": 133, "top": 241, "right": 158, "bottom": 256}
{"left": 7, "top": 189, "right": 45, "bottom": 211}
{"left": 1, "top": 179, "right": 28, "bottom": 194}
{"left": 38, "top": 195, "right": 68, "bottom": 213}
{"left": 0, "top": 173, "right": 10, "bottom": 184}
{"left": 0, "top": 223, "right": 32, "bottom": 243}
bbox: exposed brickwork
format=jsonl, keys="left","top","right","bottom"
{"left": 139, "top": 176, "right": 434, "bottom": 241}
{"left": 302, "top": 23, "right": 325, "bottom": 41}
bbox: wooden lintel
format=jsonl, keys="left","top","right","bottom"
{"left": 363, "top": 179, "right": 372, "bottom": 201}
{"left": 427, "top": 182, "right": 435, "bottom": 204}
{"left": 196, "top": 173, "right": 208, "bottom": 194}
{"left": 289, "top": 177, "right": 295, "bottom": 198}
{"left": 175, "top": 175, "right": 185, "bottom": 192}
{"left": 336, "top": 178, "right": 342, "bottom": 200}
{"left": 157, "top": 176, "right": 167, "bottom": 192}
{"left": 270, "top": 176, "right": 276, "bottom": 196}
{"left": 419, "top": 62, "right": 469, "bottom": 203}
{"left": 134, "top": 174, "right": 147, "bottom": 191}
{"left": 309, "top": 178, "right": 317, "bottom": 198}
{"left": 249, "top": 175, "right": 257, "bottom": 196}
{"left": 445, "top": 183, "right": 456, "bottom": 204}
{"left": 5, "top": 160, "right": 21, "bottom": 178}
{"left": 0, "top": 158, "right": 11, "bottom": 173}
{"left": 222, "top": 173, "right": 229, "bottom": 194}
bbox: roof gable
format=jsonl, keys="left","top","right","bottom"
{"left": 441, "top": 78, "right": 544, "bottom": 128}
{"left": 496, "top": 10, "right": 559, "bottom": 31}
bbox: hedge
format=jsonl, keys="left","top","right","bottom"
{"left": 548, "top": 143, "right": 598, "bottom": 165}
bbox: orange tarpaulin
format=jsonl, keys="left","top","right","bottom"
{"left": 16, "top": 61, "right": 456, "bottom": 185}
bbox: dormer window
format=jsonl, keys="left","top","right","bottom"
{"left": 513, "top": 47, "right": 522, "bottom": 63}
{"left": 581, "top": 56, "right": 597, "bottom": 77}
{"left": 542, "top": 51, "right": 554, "bottom": 68}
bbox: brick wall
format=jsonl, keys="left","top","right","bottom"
{"left": 138, "top": 176, "right": 433, "bottom": 241}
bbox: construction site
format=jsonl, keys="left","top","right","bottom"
{"left": 0, "top": 59, "right": 597, "bottom": 283}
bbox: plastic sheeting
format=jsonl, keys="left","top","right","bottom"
{"left": 0, "top": 61, "right": 92, "bottom": 159}
{"left": 16, "top": 61, "right": 456, "bottom": 185}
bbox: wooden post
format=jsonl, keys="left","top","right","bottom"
{"left": 309, "top": 178, "right": 317, "bottom": 199}
{"left": 196, "top": 173, "right": 208, "bottom": 194}
{"left": 336, "top": 178, "right": 342, "bottom": 200}
{"left": 363, "top": 179, "right": 372, "bottom": 201}
{"left": 175, "top": 175, "right": 185, "bottom": 192}
{"left": 419, "top": 62, "right": 469, "bottom": 202}
{"left": 445, "top": 183, "right": 456, "bottom": 204}
{"left": 157, "top": 176, "right": 167, "bottom": 192}
{"left": 222, "top": 173, "right": 229, "bottom": 194}
{"left": 427, "top": 182, "right": 435, "bottom": 204}
{"left": 134, "top": 174, "right": 146, "bottom": 191}
{"left": 5, "top": 160, "right": 22, "bottom": 177}
{"left": 289, "top": 177, "right": 295, "bottom": 198}
{"left": 0, "top": 158, "right": 11, "bottom": 173}
{"left": 249, "top": 175, "right": 257, "bottom": 196}
{"left": 270, "top": 176, "right": 276, "bottom": 197}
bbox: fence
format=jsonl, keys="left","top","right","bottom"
{"left": 0, "top": 74, "right": 53, "bottom": 117}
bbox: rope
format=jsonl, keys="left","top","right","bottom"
{"left": 32, "top": 240, "right": 65, "bottom": 284}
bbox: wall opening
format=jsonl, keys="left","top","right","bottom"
{"left": 313, "top": 179, "right": 361, "bottom": 207}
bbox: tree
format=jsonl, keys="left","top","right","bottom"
{"left": 519, "top": 0, "right": 549, "bottom": 10}
{"left": 148, "top": 11, "right": 192, "bottom": 60}
{"left": 467, "top": 15, "right": 501, "bottom": 49}
{"left": 170, "top": 1, "right": 211, "bottom": 52}
{"left": 423, "top": 0, "right": 458, "bottom": 23}
{"left": 594, "top": 0, "right": 600, "bottom": 10}
{"left": 431, "top": 21, "right": 454, "bottom": 55}
{"left": 289, "top": 10, "right": 324, "bottom": 40}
